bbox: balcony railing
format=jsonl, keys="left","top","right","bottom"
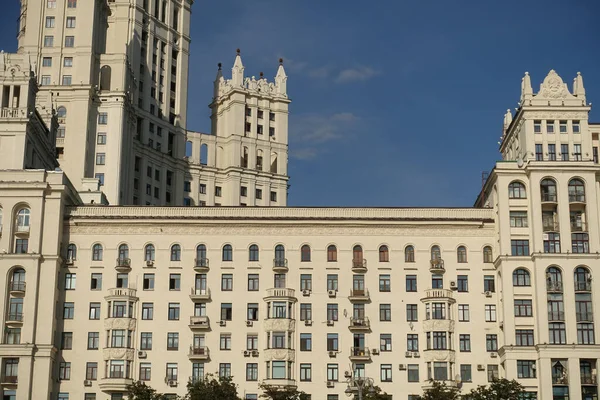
{"left": 541, "top": 193, "right": 558, "bottom": 202}
{"left": 189, "top": 316, "right": 210, "bottom": 328}
{"left": 107, "top": 288, "right": 137, "bottom": 298}
{"left": 576, "top": 312, "right": 594, "bottom": 322}
{"left": 350, "top": 347, "right": 370, "bottom": 357}
{"left": 6, "top": 313, "right": 23, "bottom": 322}
{"left": 273, "top": 258, "right": 288, "bottom": 270}
{"left": 430, "top": 258, "right": 445, "bottom": 272}
{"left": 194, "top": 258, "right": 209, "bottom": 269}
{"left": 190, "top": 287, "right": 211, "bottom": 300}
{"left": 548, "top": 311, "right": 565, "bottom": 321}
{"left": 574, "top": 281, "right": 592, "bottom": 292}
{"left": 108, "top": 371, "right": 130, "bottom": 379}
{"left": 265, "top": 288, "right": 296, "bottom": 299}
{"left": 569, "top": 194, "right": 586, "bottom": 203}
{"left": 0, "top": 107, "right": 26, "bottom": 119}
{"left": 352, "top": 259, "right": 367, "bottom": 271}
{"left": 189, "top": 346, "right": 209, "bottom": 358}
{"left": 543, "top": 221, "right": 560, "bottom": 232}
{"left": 571, "top": 222, "right": 588, "bottom": 232}
{"left": 116, "top": 258, "right": 131, "bottom": 268}
{"left": 349, "top": 288, "right": 370, "bottom": 301}
{"left": 15, "top": 225, "right": 30, "bottom": 233}
{"left": 1, "top": 375, "right": 18, "bottom": 384}
{"left": 546, "top": 281, "right": 563, "bottom": 292}
{"left": 552, "top": 374, "right": 568, "bottom": 385}
{"left": 423, "top": 288, "right": 454, "bottom": 299}
{"left": 581, "top": 374, "right": 597, "bottom": 385}
{"left": 349, "top": 317, "right": 370, "bottom": 329}
{"left": 9, "top": 281, "right": 25, "bottom": 293}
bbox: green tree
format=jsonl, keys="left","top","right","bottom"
{"left": 185, "top": 374, "right": 241, "bottom": 400}
{"left": 126, "top": 381, "right": 168, "bottom": 400}
{"left": 362, "top": 384, "right": 392, "bottom": 400}
{"left": 464, "top": 378, "right": 526, "bottom": 400}
{"left": 416, "top": 380, "right": 461, "bottom": 400}
{"left": 258, "top": 383, "right": 310, "bottom": 400}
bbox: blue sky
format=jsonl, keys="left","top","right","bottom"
{"left": 1, "top": 1, "right": 599, "bottom": 206}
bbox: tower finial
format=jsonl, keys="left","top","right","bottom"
{"left": 232, "top": 49, "right": 245, "bottom": 87}
{"left": 236, "top": 48, "right": 241, "bottom": 55}
{"left": 279, "top": 58, "right": 284, "bottom": 65}
{"left": 218, "top": 62, "right": 222, "bottom": 70}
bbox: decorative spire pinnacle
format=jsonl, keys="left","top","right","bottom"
{"left": 231, "top": 48, "right": 245, "bottom": 87}
{"left": 574, "top": 71, "right": 585, "bottom": 98}
{"left": 503, "top": 109, "right": 513, "bottom": 133}
{"left": 213, "top": 62, "right": 224, "bottom": 98}
{"left": 275, "top": 57, "right": 287, "bottom": 96}
{"left": 520, "top": 71, "right": 533, "bottom": 103}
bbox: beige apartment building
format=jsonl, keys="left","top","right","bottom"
{"left": 0, "top": 2, "right": 599, "bottom": 400}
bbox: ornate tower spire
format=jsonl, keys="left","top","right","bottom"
{"left": 573, "top": 72, "right": 586, "bottom": 100}
{"left": 503, "top": 109, "right": 513, "bottom": 134}
{"left": 231, "top": 49, "right": 244, "bottom": 87}
{"left": 275, "top": 58, "right": 287, "bottom": 96}
{"left": 213, "top": 62, "right": 223, "bottom": 98}
{"left": 520, "top": 72, "right": 533, "bottom": 103}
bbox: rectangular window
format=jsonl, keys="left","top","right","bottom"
{"left": 42, "top": 57, "right": 52, "bottom": 67}
{"left": 61, "top": 332, "right": 73, "bottom": 349}
{"left": 169, "top": 274, "right": 181, "bottom": 291}
{"left": 141, "top": 303, "right": 153, "bottom": 320}
{"left": 64, "top": 36, "right": 75, "bottom": 47}
{"left": 572, "top": 233, "right": 590, "bottom": 253}
{"left": 380, "top": 364, "right": 392, "bottom": 382}
{"left": 535, "top": 144, "right": 543, "bottom": 161}
{"left": 460, "top": 364, "right": 472, "bottom": 382}
{"left": 270, "top": 191, "right": 277, "bottom": 202}
{"left": 64, "top": 273, "right": 76, "bottom": 290}
{"left": 543, "top": 232, "right": 561, "bottom": 253}
{"left": 380, "top": 334, "right": 392, "bottom": 351}
{"left": 140, "top": 332, "right": 152, "bottom": 350}
{"left": 62, "top": 75, "right": 72, "bottom": 85}
{"left": 221, "top": 303, "right": 232, "bottom": 321}
{"left": 221, "top": 274, "right": 233, "bottom": 291}
{"left": 300, "top": 363, "right": 311, "bottom": 382}
{"left": 486, "top": 334, "right": 498, "bottom": 351}
{"left": 299, "top": 304, "right": 312, "bottom": 321}
{"left": 574, "top": 143, "right": 582, "bottom": 161}
{"left": 457, "top": 275, "right": 468, "bottom": 292}
{"left": 66, "top": 16, "right": 76, "bottom": 28}
{"left": 139, "top": 363, "right": 151, "bottom": 381}
{"left": 407, "top": 334, "right": 418, "bottom": 351}
{"left": 485, "top": 305, "right": 497, "bottom": 322}
{"left": 548, "top": 143, "right": 556, "bottom": 161}
{"left": 458, "top": 304, "right": 470, "bottom": 322}
{"left": 59, "top": 362, "right": 71, "bottom": 380}
{"left": 327, "top": 304, "right": 338, "bottom": 321}
{"left": 44, "top": 36, "right": 54, "bottom": 47}
{"left": 406, "top": 275, "right": 417, "bottom": 292}
{"left": 379, "top": 274, "right": 391, "bottom": 292}
{"left": 407, "top": 364, "right": 419, "bottom": 382}
{"left": 483, "top": 276, "right": 495, "bottom": 292}
{"left": 517, "top": 360, "right": 536, "bottom": 378}
{"left": 300, "top": 274, "right": 312, "bottom": 291}
{"left": 380, "top": 304, "right": 391, "bottom": 321}
{"left": 549, "top": 322, "right": 566, "bottom": 344}
{"left": 167, "top": 332, "right": 179, "bottom": 350}
{"left": 327, "top": 364, "right": 338, "bottom": 381}
{"left": 168, "top": 303, "right": 180, "bottom": 320}
{"left": 95, "top": 153, "right": 105, "bottom": 165}
{"left": 533, "top": 120, "right": 541, "bottom": 133}
{"left": 247, "top": 274, "right": 259, "bottom": 291}
{"left": 86, "top": 362, "right": 98, "bottom": 380}
{"left": 546, "top": 120, "right": 555, "bottom": 134}
{"left": 406, "top": 304, "right": 418, "bottom": 321}
{"left": 327, "top": 333, "right": 339, "bottom": 351}
{"left": 246, "top": 363, "right": 258, "bottom": 381}
{"left": 143, "top": 274, "right": 154, "bottom": 290}
{"left": 561, "top": 144, "right": 569, "bottom": 161}
{"left": 87, "top": 332, "right": 99, "bottom": 350}
{"left": 215, "top": 186, "right": 222, "bottom": 197}
{"left": 577, "top": 323, "right": 595, "bottom": 344}
{"left": 573, "top": 120, "right": 580, "bottom": 133}
{"left": 488, "top": 365, "right": 499, "bottom": 382}
{"left": 515, "top": 329, "right": 534, "bottom": 346}
{"left": 67, "top": 0, "right": 77, "bottom": 7}
{"left": 511, "top": 240, "right": 529, "bottom": 256}
{"left": 41, "top": 75, "right": 51, "bottom": 86}
{"left": 97, "top": 132, "right": 107, "bottom": 145}
{"left": 247, "top": 303, "right": 259, "bottom": 321}
{"left": 15, "top": 239, "right": 28, "bottom": 254}
{"left": 327, "top": 275, "right": 338, "bottom": 291}
{"left": 98, "top": 113, "right": 108, "bottom": 125}
{"left": 45, "top": 16, "right": 55, "bottom": 28}
{"left": 63, "top": 302, "right": 74, "bottom": 319}
{"left": 459, "top": 334, "right": 471, "bottom": 352}
{"left": 300, "top": 333, "right": 312, "bottom": 351}
{"left": 514, "top": 299, "right": 533, "bottom": 317}
{"left": 559, "top": 120, "right": 568, "bottom": 133}
{"left": 220, "top": 334, "right": 231, "bottom": 350}
{"left": 509, "top": 211, "right": 528, "bottom": 227}
{"left": 255, "top": 189, "right": 262, "bottom": 199}
{"left": 47, "top": 0, "right": 56, "bottom": 8}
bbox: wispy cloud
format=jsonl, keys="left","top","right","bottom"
{"left": 335, "top": 66, "right": 380, "bottom": 83}
{"left": 290, "top": 112, "right": 360, "bottom": 160}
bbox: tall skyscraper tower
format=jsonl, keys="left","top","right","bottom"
{"left": 15, "top": 0, "right": 193, "bottom": 205}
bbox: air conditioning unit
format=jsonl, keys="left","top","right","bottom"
{"left": 413, "top": 352, "right": 420, "bottom": 358}
{"left": 219, "top": 320, "right": 226, "bottom": 327}
{"left": 302, "top": 289, "right": 311, "bottom": 296}
{"left": 326, "top": 381, "right": 335, "bottom": 388}
{"left": 305, "top": 320, "right": 313, "bottom": 326}
{"left": 251, "top": 350, "right": 259, "bottom": 357}
{"left": 327, "top": 320, "right": 334, "bottom": 326}
{"left": 405, "top": 351, "right": 413, "bottom": 357}
{"left": 490, "top": 352, "right": 498, "bottom": 358}
{"left": 83, "top": 379, "right": 92, "bottom": 386}
{"left": 168, "top": 380, "right": 177, "bottom": 387}
{"left": 450, "top": 281, "right": 457, "bottom": 289}
{"left": 485, "top": 291, "right": 492, "bottom": 297}
{"left": 344, "top": 371, "right": 352, "bottom": 378}
{"left": 477, "top": 364, "right": 485, "bottom": 371}
{"left": 246, "top": 320, "right": 253, "bottom": 327}
{"left": 138, "top": 350, "right": 147, "bottom": 358}
{"left": 372, "top": 349, "right": 379, "bottom": 355}
{"left": 328, "top": 351, "right": 336, "bottom": 357}
{"left": 328, "top": 290, "right": 337, "bottom": 298}
{"left": 146, "top": 260, "right": 154, "bottom": 267}
{"left": 399, "top": 364, "right": 406, "bottom": 370}
{"left": 243, "top": 350, "right": 250, "bottom": 357}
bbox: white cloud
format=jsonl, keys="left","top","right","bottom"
{"left": 335, "top": 66, "right": 380, "bottom": 83}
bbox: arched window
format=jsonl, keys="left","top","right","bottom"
{"left": 301, "top": 245, "right": 311, "bottom": 262}
{"left": 56, "top": 106, "right": 67, "bottom": 118}
{"left": 170, "top": 244, "right": 181, "bottom": 261}
{"left": 66, "top": 244, "right": 77, "bottom": 261}
{"left": 457, "top": 246, "right": 467, "bottom": 263}
{"left": 222, "top": 244, "right": 233, "bottom": 261}
{"left": 196, "top": 244, "right": 207, "bottom": 262}
{"left": 512, "top": 268, "right": 531, "bottom": 286}
{"left": 574, "top": 266, "right": 591, "bottom": 291}
{"left": 118, "top": 244, "right": 129, "bottom": 261}
{"left": 431, "top": 245, "right": 441, "bottom": 261}
{"left": 379, "top": 245, "right": 389, "bottom": 262}
{"left": 405, "top": 245, "right": 415, "bottom": 263}
{"left": 100, "top": 66, "right": 112, "bottom": 91}
{"left": 145, "top": 244, "right": 155, "bottom": 261}
{"left": 11, "top": 268, "right": 25, "bottom": 292}
{"left": 541, "top": 178, "right": 557, "bottom": 202}
{"left": 249, "top": 244, "right": 259, "bottom": 262}
{"left": 92, "top": 244, "right": 103, "bottom": 261}
{"left": 16, "top": 208, "right": 30, "bottom": 231}
{"left": 508, "top": 181, "right": 527, "bottom": 199}
{"left": 327, "top": 245, "right": 337, "bottom": 262}
{"left": 546, "top": 267, "right": 563, "bottom": 292}
{"left": 483, "top": 246, "right": 493, "bottom": 263}
{"left": 568, "top": 178, "right": 585, "bottom": 202}
{"left": 353, "top": 245, "right": 363, "bottom": 261}
{"left": 275, "top": 245, "right": 285, "bottom": 261}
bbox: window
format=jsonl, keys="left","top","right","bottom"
{"left": 406, "top": 275, "right": 417, "bottom": 292}
{"left": 517, "top": 361, "right": 536, "bottom": 378}
{"left": 65, "top": 36, "right": 75, "bottom": 47}
{"left": 533, "top": 120, "right": 541, "bottom": 133}
{"left": 535, "top": 144, "right": 543, "bottom": 160}
{"left": 44, "top": 36, "right": 54, "bottom": 48}
{"left": 271, "top": 361, "right": 286, "bottom": 379}
{"left": 249, "top": 244, "right": 259, "bottom": 261}
{"left": 327, "top": 334, "right": 338, "bottom": 351}
{"left": 484, "top": 275, "right": 495, "bottom": 292}
{"left": 549, "top": 323, "right": 566, "bottom": 344}
{"left": 327, "top": 275, "right": 338, "bottom": 291}
{"left": 380, "top": 364, "right": 392, "bottom": 382}
{"left": 96, "top": 171, "right": 105, "bottom": 184}
{"left": 379, "top": 245, "right": 389, "bottom": 262}
{"left": 548, "top": 143, "right": 556, "bottom": 160}
{"left": 167, "top": 332, "right": 179, "bottom": 350}
{"left": 508, "top": 181, "right": 526, "bottom": 199}
{"left": 301, "top": 245, "right": 311, "bottom": 262}
{"left": 483, "top": 246, "right": 493, "bottom": 263}
{"left": 458, "top": 304, "right": 469, "bottom": 322}
{"left": 4, "top": 328, "right": 20, "bottom": 344}
{"left": 405, "top": 245, "right": 415, "bottom": 262}
{"left": 577, "top": 323, "right": 595, "bottom": 344}
{"left": 170, "top": 244, "right": 181, "bottom": 261}
{"left": 59, "top": 362, "right": 71, "bottom": 380}
{"left": 139, "top": 363, "right": 151, "bottom": 381}
{"left": 222, "top": 244, "right": 233, "bottom": 261}
{"left": 215, "top": 186, "right": 222, "bottom": 197}
{"left": 246, "top": 363, "right": 258, "bottom": 381}
{"left": 248, "top": 274, "right": 259, "bottom": 291}
{"left": 574, "top": 144, "right": 582, "bottom": 161}
{"left": 379, "top": 275, "right": 391, "bottom": 292}
{"left": 514, "top": 299, "right": 533, "bottom": 317}
{"left": 510, "top": 211, "right": 528, "bottom": 227}
{"left": 568, "top": 178, "right": 586, "bottom": 202}
{"left": 63, "top": 302, "right": 74, "bottom": 319}
{"left": 546, "top": 120, "right": 555, "bottom": 133}
{"left": 457, "top": 275, "right": 468, "bottom": 292}
{"left": 572, "top": 233, "right": 589, "bottom": 253}
{"left": 380, "top": 304, "right": 391, "bottom": 321}
{"left": 221, "top": 274, "right": 233, "bottom": 291}
{"left": 184, "top": 181, "right": 191, "bottom": 192}
{"left": 143, "top": 274, "right": 154, "bottom": 290}
{"left": 380, "top": 334, "right": 392, "bottom": 351}
{"left": 168, "top": 303, "right": 180, "bottom": 320}
{"left": 269, "top": 127, "right": 275, "bottom": 137}
{"left": 167, "top": 363, "right": 179, "bottom": 380}
{"left": 15, "top": 239, "right": 28, "bottom": 254}
{"left": 247, "top": 303, "right": 259, "bottom": 321}
{"left": 406, "top": 304, "right": 418, "bottom": 321}
{"left": 432, "top": 274, "right": 443, "bottom": 289}
{"left": 457, "top": 246, "right": 467, "bottom": 262}
{"left": 45, "top": 17, "right": 55, "bottom": 28}
{"left": 169, "top": 274, "right": 181, "bottom": 291}
{"left": 407, "top": 334, "right": 418, "bottom": 351}
{"left": 220, "top": 334, "right": 231, "bottom": 350}
{"left": 67, "top": 0, "right": 77, "bottom": 7}
{"left": 327, "top": 304, "right": 338, "bottom": 321}
{"left": 66, "top": 17, "right": 76, "bottom": 28}
{"left": 543, "top": 232, "right": 561, "bottom": 254}
{"left": 459, "top": 334, "right": 471, "bottom": 352}
{"left": 485, "top": 305, "right": 497, "bottom": 322}
{"left": 300, "top": 333, "right": 312, "bottom": 351}
{"left": 300, "top": 364, "right": 311, "bottom": 382}
{"left": 511, "top": 240, "right": 529, "bottom": 256}
{"left": 488, "top": 365, "right": 499, "bottom": 382}
{"left": 139, "top": 332, "right": 152, "bottom": 350}
{"left": 407, "top": 364, "right": 419, "bottom": 382}
{"left": 247, "top": 334, "right": 258, "bottom": 350}
{"left": 98, "top": 113, "right": 108, "bottom": 125}
{"left": 47, "top": 0, "right": 56, "bottom": 7}
{"left": 486, "top": 334, "right": 498, "bottom": 351}
{"left": 95, "top": 153, "right": 106, "bottom": 165}
{"left": 221, "top": 303, "right": 232, "bottom": 321}
{"left": 300, "top": 274, "right": 312, "bottom": 291}
{"left": 299, "top": 304, "right": 312, "bottom": 321}
{"left": 327, "top": 364, "right": 338, "bottom": 381}
{"left": 561, "top": 144, "right": 569, "bottom": 161}
{"left": 516, "top": 329, "right": 534, "bottom": 346}
{"left": 199, "top": 184, "right": 206, "bottom": 194}
{"left": 255, "top": 188, "right": 262, "bottom": 199}
{"left": 513, "top": 268, "right": 531, "bottom": 286}
{"left": 61, "top": 332, "right": 73, "bottom": 350}
{"left": 327, "top": 245, "right": 337, "bottom": 262}
{"left": 86, "top": 362, "right": 97, "bottom": 380}
{"left": 64, "top": 273, "right": 76, "bottom": 290}
{"left": 87, "top": 332, "right": 99, "bottom": 350}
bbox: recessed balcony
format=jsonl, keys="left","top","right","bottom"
{"left": 548, "top": 311, "right": 565, "bottom": 322}
{"left": 349, "top": 347, "right": 371, "bottom": 362}
{"left": 430, "top": 259, "right": 445, "bottom": 273}
{"left": 541, "top": 193, "right": 558, "bottom": 204}
{"left": 115, "top": 258, "right": 131, "bottom": 272}
{"left": 581, "top": 374, "right": 597, "bottom": 385}
{"left": 546, "top": 281, "right": 563, "bottom": 293}
{"left": 575, "top": 281, "right": 592, "bottom": 292}
{"left": 552, "top": 374, "right": 569, "bottom": 385}
{"left": 569, "top": 194, "right": 586, "bottom": 204}
{"left": 5, "top": 313, "right": 23, "bottom": 325}
{"left": 190, "top": 287, "right": 211, "bottom": 301}
{"left": 348, "top": 289, "right": 370, "bottom": 302}
{"left": 0, "top": 375, "right": 17, "bottom": 387}
{"left": 9, "top": 281, "right": 25, "bottom": 295}
{"left": 189, "top": 316, "right": 210, "bottom": 330}
{"left": 194, "top": 258, "right": 209, "bottom": 273}
{"left": 348, "top": 317, "right": 370, "bottom": 332}
{"left": 188, "top": 346, "right": 210, "bottom": 360}
{"left": 273, "top": 258, "right": 288, "bottom": 273}
{"left": 351, "top": 259, "right": 367, "bottom": 273}
{"left": 571, "top": 222, "right": 588, "bottom": 232}
{"left": 543, "top": 221, "right": 560, "bottom": 232}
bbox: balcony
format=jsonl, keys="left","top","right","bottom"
{"left": 575, "top": 281, "right": 592, "bottom": 292}
{"left": 15, "top": 225, "right": 29, "bottom": 235}
{"left": 569, "top": 194, "right": 586, "bottom": 204}
{"left": 349, "top": 347, "right": 371, "bottom": 362}
{"left": 548, "top": 311, "right": 565, "bottom": 322}
{"left": 105, "top": 288, "right": 138, "bottom": 300}
{"left": 541, "top": 193, "right": 558, "bottom": 204}
{"left": 194, "top": 258, "right": 209, "bottom": 273}
{"left": 543, "top": 221, "right": 560, "bottom": 232}
{"left": 348, "top": 288, "right": 370, "bottom": 302}
{"left": 0, "top": 375, "right": 17, "bottom": 386}
{"left": 576, "top": 312, "right": 594, "bottom": 322}
{"left": 0, "top": 107, "right": 27, "bottom": 119}
{"left": 5, "top": 313, "right": 23, "bottom": 324}
{"left": 348, "top": 317, "right": 370, "bottom": 332}
{"left": 422, "top": 288, "right": 454, "bottom": 300}
{"left": 265, "top": 288, "right": 296, "bottom": 300}
{"left": 273, "top": 258, "right": 288, "bottom": 273}
{"left": 552, "top": 374, "right": 569, "bottom": 385}
{"left": 9, "top": 281, "right": 25, "bottom": 295}
{"left": 188, "top": 346, "right": 210, "bottom": 360}
{"left": 430, "top": 259, "right": 445, "bottom": 273}
{"left": 115, "top": 258, "right": 131, "bottom": 272}
{"left": 352, "top": 259, "right": 367, "bottom": 273}
{"left": 261, "top": 378, "right": 297, "bottom": 388}
{"left": 189, "top": 287, "right": 211, "bottom": 301}
{"left": 189, "top": 316, "right": 210, "bottom": 330}
{"left": 581, "top": 374, "right": 597, "bottom": 385}
{"left": 98, "top": 375, "right": 133, "bottom": 392}
{"left": 571, "top": 222, "right": 588, "bottom": 232}
{"left": 546, "top": 281, "right": 563, "bottom": 292}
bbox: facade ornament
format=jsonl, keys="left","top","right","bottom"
{"left": 538, "top": 70, "right": 570, "bottom": 99}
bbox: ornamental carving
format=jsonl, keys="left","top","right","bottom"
{"left": 264, "top": 349, "right": 295, "bottom": 362}
{"left": 263, "top": 319, "right": 295, "bottom": 332}
{"left": 525, "top": 112, "right": 588, "bottom": 120}
{"left": 423, "top": 350, "right": 456, "bottom": 362}
{"left": 103, "top": 348, "right": 134, "bottom": 361}
{"left": 423, "top": 319, "right": 455, "bottom": 332}
{"left": 539, "top": 70, "right": 570, "bottom": 99}
{"left": 104, "top": 318, "right": 137, "bottom": 331}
